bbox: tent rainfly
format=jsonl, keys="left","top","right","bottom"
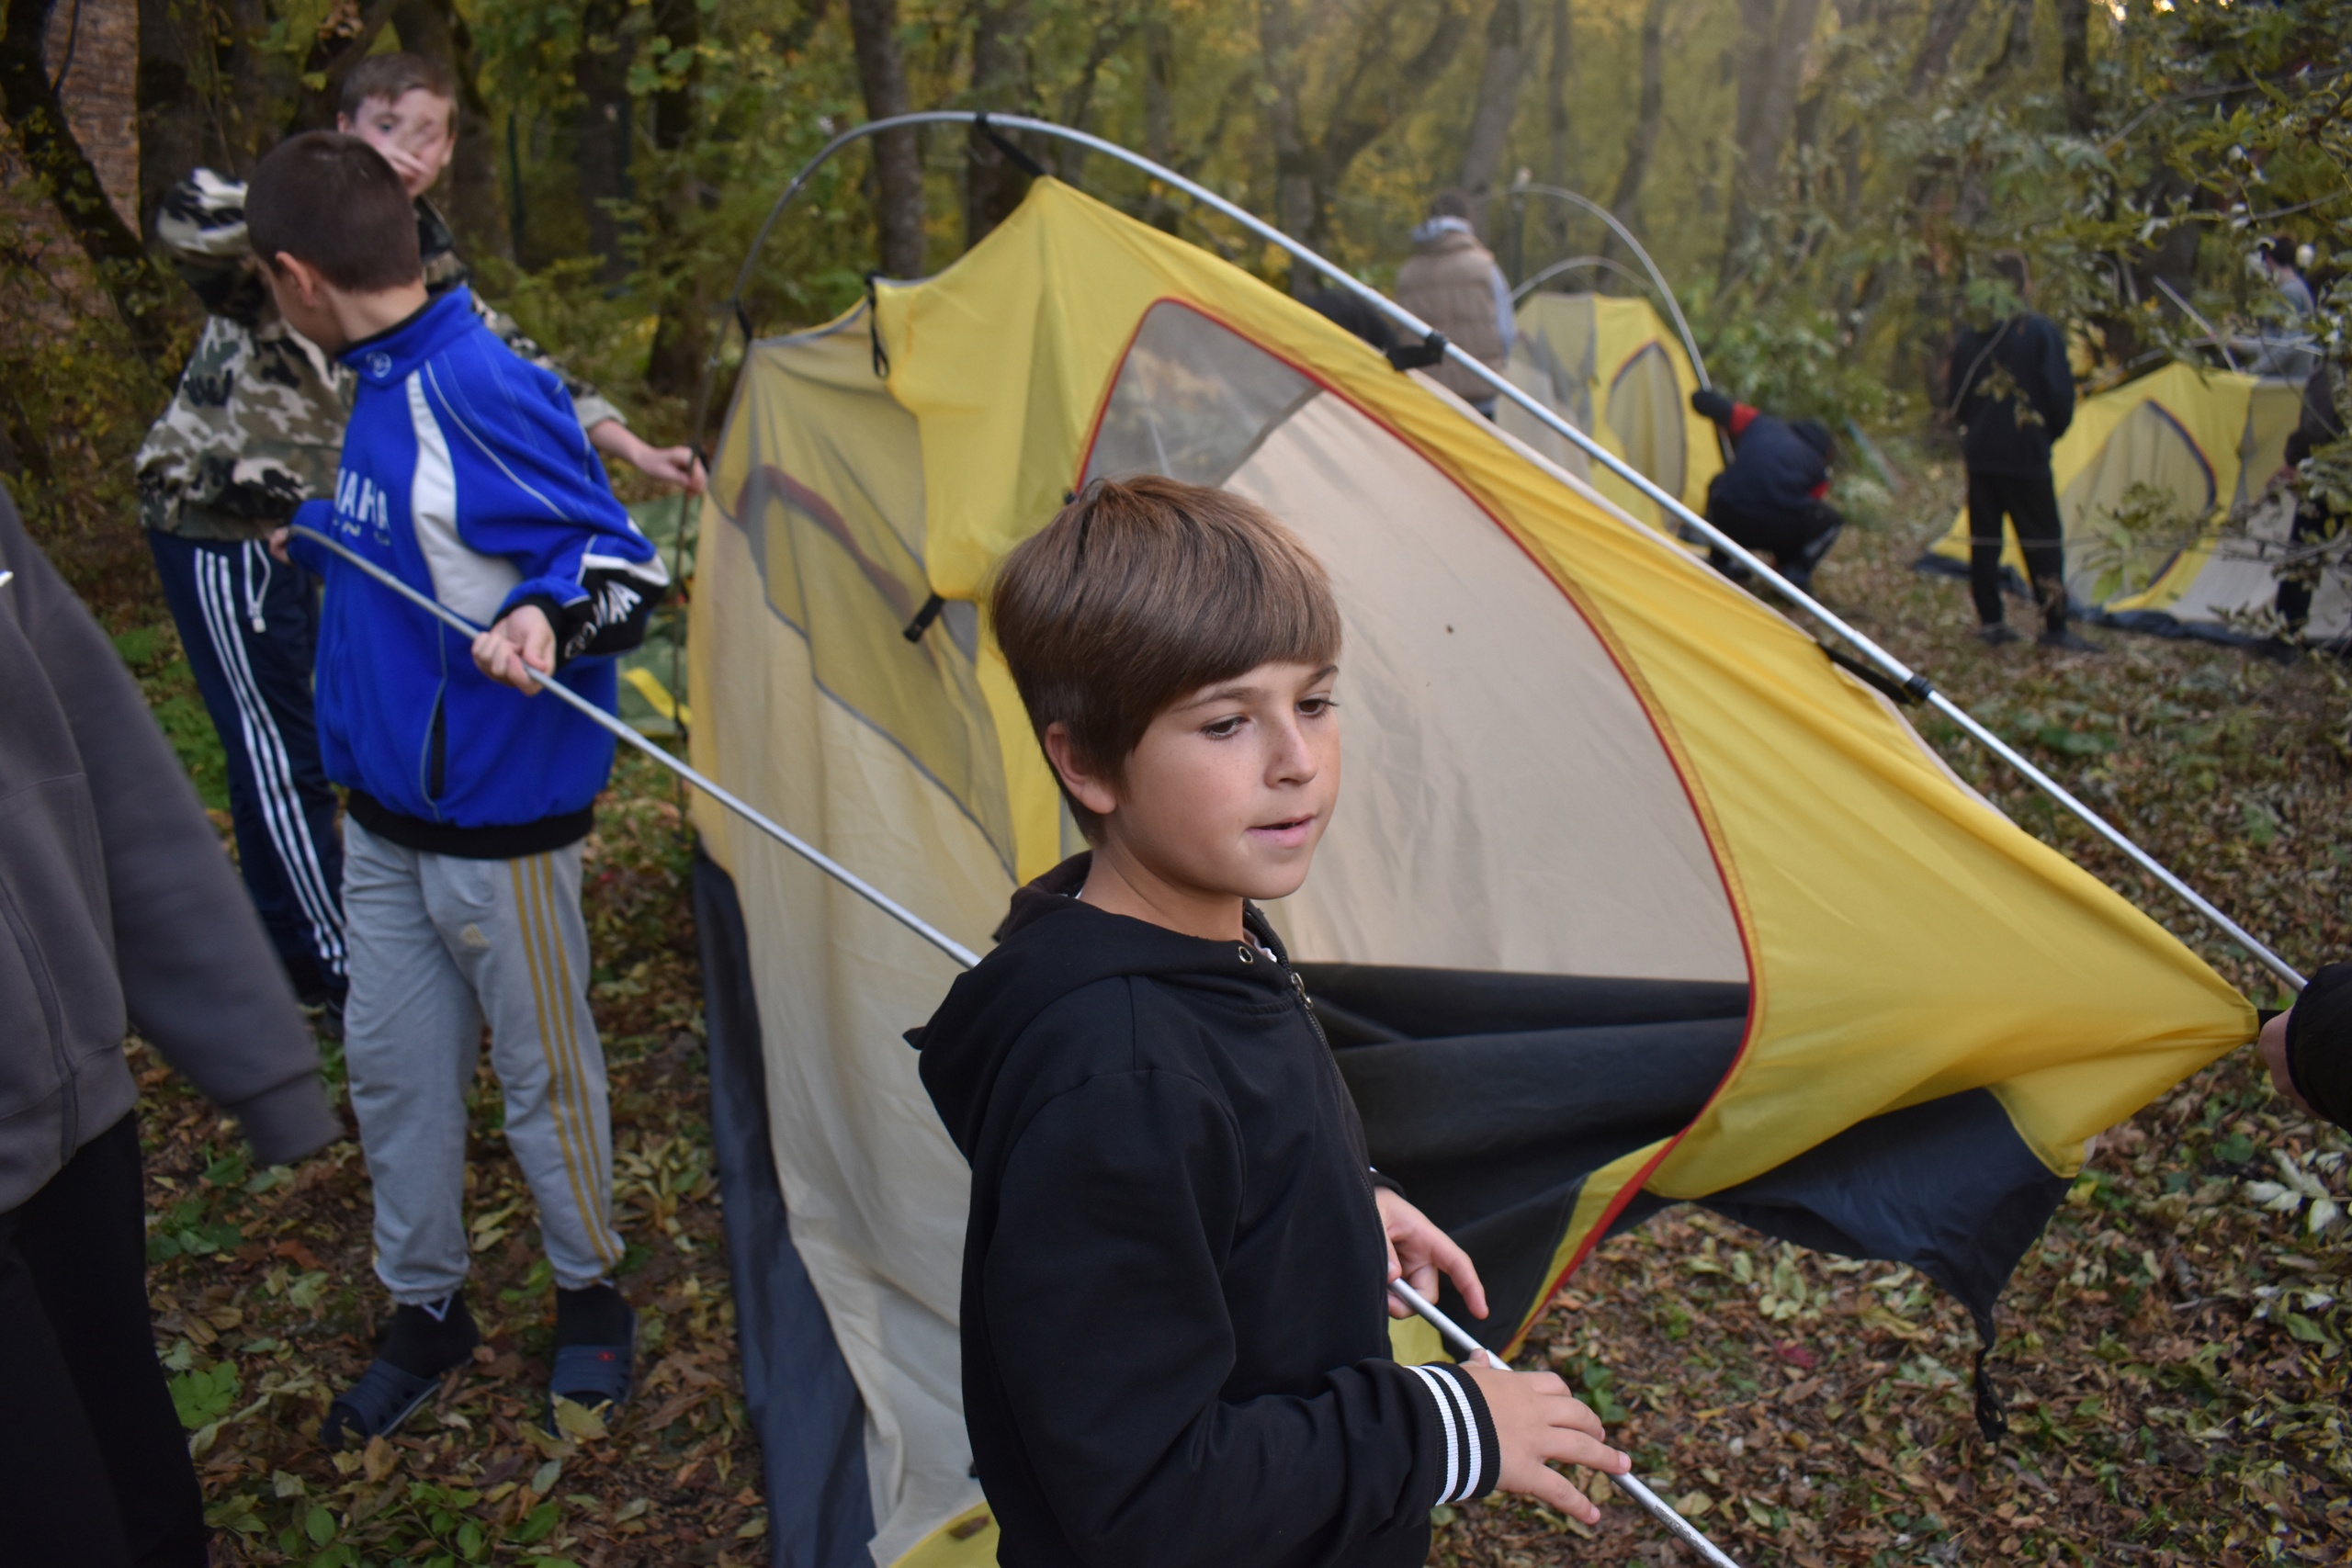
{"left": 1922, "top": 360, "right": 2347, "bottom": 644}
{"left": 1496, "top": 290, "right": 1722, "bottom": 528}
{"left": 684, "top": 178, "right": 2255, "bottom": 1567}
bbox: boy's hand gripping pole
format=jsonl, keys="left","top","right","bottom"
{"left": 1386, "top": 1278, "right": 1747, "bottom": 1568}
{"left": 287, "top": 525, "right": 982, "bottom": 970}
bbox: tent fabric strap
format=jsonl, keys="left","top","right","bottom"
{"left": 1386, "top": 331, "right": 1450, "bottom": 372}
{"left": 1822, "top": 645, "right": 1932, "bottom": 705}
{"left": 1971, "top": 1306, "right": 2008, "bottom": 1443}
{"left": 974, "top": 111, "right": 1047, "bottom": 178}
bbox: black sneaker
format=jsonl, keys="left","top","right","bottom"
{"left": 547, "top": 1284, "right": 637, "bottom": 1432}
{"left": 1977, "top": 623, "right": 2022, "bottom": 646}
{"left": 320, "top": 1293, "right": 480, "bottom": 1447}
{"left": 2038, "top": 628, "right": 2102, "bottom": 652}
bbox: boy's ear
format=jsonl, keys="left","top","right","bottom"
{"left": 1041, "top": 723, "right": 1121, "bottom": 819}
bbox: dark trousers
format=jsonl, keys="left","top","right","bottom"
{"left": 148, "top": 530, "right": 346, "bottom": 1002}
{"left": 2277, "top": 501, "right": 2333, "bottom": 632}
{"left": 1705, "top": 489, "right": 1845, "bottom": 590}
{"left": 0, "top": 1115, "right": 208, "bottom": 1568}
{"left": 1965, "top": 468, "right": 2068, "bottom": 633}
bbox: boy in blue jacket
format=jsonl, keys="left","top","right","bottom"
{"left": 249, "top": 132, "right": 671, "bottom": 1443}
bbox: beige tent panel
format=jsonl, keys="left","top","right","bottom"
{"left": 1085, "top": 301, "right": 1744, "bottom": 980}
{"left": 695, "top": 321, "right": 1012, "bottom": 1562}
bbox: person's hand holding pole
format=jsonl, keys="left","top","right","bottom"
{"left": 1374, "top": 1187, "right": 1487, "bottom": 1323}
{"left": 472, "top": 604, "right": 555, "bottom": 694}
{"left": 1459, "top": 1359, "right": 1630, "bottom": 1523}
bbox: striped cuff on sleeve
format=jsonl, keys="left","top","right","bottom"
{"left": 1403, "top": 1361, "right": 1501, "bottom": 1505}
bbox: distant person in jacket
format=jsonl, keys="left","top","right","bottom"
{"left": 1690, "top": 389, "right": 1843, "bottom": 593}
{"left": 135, "top": 51, "right": 701, "bottom": 1031}
{"left": 246, "top": 132, "right": 671, "bottom": 1445}
{"left": 2275, "top": 356, "right": 2343, "bottom": 637}
{"left": 2258, "top": 964, "right": 2351, "bottom": 1130}
{"left": 1946, "top": 253, "right": 2094, "bottom": 650}
{"left": 1395, "top": 190, "right": 1516, "bottom": 417}
{"left": 0, "top": 489, "right": 339, "bottom": 1567}
{"left": 911, "top": 476, "right": 1629, "bottom": 1568}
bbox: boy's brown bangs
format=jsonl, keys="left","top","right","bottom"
{"left": 991, "top": 477, "right": 1340, "bottom": 835}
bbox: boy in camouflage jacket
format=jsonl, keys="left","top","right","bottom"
{"left": 136, "top": 52, "right": 700, "bottom": 1020}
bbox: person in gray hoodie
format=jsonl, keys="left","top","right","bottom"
{"left": 0, "top": 485, "right": 341, "bottom": 1568}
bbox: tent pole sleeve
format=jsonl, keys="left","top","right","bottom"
{"left": 711, "top": 111, "right": 2304, "bottom": 992}
{"left": 287, "top": 527, "right": 984, "bottom": 972}
{"left": 1387, "top": 1280, "right": 1747, "bottom": 1568}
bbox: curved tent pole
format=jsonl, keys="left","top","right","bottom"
{"left": 1510, "top": 254, "right": 1653, "bottom": 303}
{"left": 699, "top": 111, "right": 2304, "bottom": 991}
{"left": 1495, "top": 185, "right": 1712, "bottom": 390}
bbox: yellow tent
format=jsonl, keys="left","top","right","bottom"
{"left": 686, "top": 179, "right": 2251, "bottom": 1562}
{"left": 1496, "top": 291, "right": 1722, "bottom": 528}
{"left": 1924, "top": 361, "right": 2341, "bottom": 639}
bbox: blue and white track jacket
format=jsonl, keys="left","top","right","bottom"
{"left": 288, "top": 288, "right": 669, "bottom": 852}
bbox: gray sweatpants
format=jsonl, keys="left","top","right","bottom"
{"left": 343, "top": 818, "right": 625, "bottom": 1303}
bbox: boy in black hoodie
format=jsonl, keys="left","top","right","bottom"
{"left": 913, "top": 476, "right": 1627, "bottom": 1567}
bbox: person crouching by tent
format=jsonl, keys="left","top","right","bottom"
{"left": 2259, "top": 965, "right": 2352, "bottom": 1131}
{"left": 1395, "top": 190, "right": 1515, "bottom": 418}
{"left": 246, "top": 132, "right": 670, "bottom": 1446}
{"left": 1690, "top": 389, "right": 1844, "bottom": 594}
{"left": 912, "top": 476, "right": 1631, "bottom": 1565}
{"left": 0, "top": 487, "right": 339, "bottom": 1567}
{"left": 1945, "top": 253, "right": 2097, "bottom": 651}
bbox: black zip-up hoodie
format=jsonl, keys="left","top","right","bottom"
{"left": 914, "top": 855, "right": 1498, "bottom": 1568}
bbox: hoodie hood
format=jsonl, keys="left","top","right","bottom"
{"left": 912, "top": 852, "right": 1295, "bottom": 1157}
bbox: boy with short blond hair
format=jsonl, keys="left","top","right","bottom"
{"left": 135, "top": 51, "right": 696, "bottom": 1026}
{"left": 913, "top": 476, "right": 1625, "bottom": 1567}
{"left": 244, "top": 130, "right": 669, "bottom": 1444}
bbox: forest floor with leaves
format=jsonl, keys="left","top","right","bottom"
{"left": 41, "top": 453, "right": 2352, "bottom": 1568}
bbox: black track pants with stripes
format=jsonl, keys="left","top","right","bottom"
{"left": 147, "top": 529, "right": 348, "bottom": 1000}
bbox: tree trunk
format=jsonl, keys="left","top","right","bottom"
{"left": 1606, "top": 0, "right": 1665, "bottom": 240}
{"left": 1456, "top": 0, "right": 1527, "bottom": 220}
{"left": 1718, "top": 0, "right": 1823, "bottom": 290}
{"left": 963, "top": 0, "right": 1032, "bottom": 249}
{"left": 1907, "top": 0, "right": 1978, "bottom": 92}
{"left": 1543, "top": 0, "right": 1574, "bottom": 253}
{"left": 392, "top": 0, "right": 510, "bottom": 262}
{"left": 1256, "top": 0, "right": 1316, "bottom": 284}
{"left": 573, "top": 0, "right": 633, "bottom": 287}
{"left": 280, "top": 0, "right": 402, "bottom": 134}
{"left": 134, "top": 0, "right": 210, "bottom": 233}
{"left": 845, "top": 0, "right": 924, "bottom": 276}
{"left": 1140, "top": 8, "right": 1179, "bottom": 231}
{"left": 1, "top": 0, "right": 182, "bottom": 358}
{"left": 644, "top": 0, "right": 706, "bottom": 395}
{"left": 2055, "top": 0, "right": 2092, "bottom": 130}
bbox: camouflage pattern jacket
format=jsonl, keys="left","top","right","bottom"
{"left": 136, "top": 169, "right": 627, "bottom": 539}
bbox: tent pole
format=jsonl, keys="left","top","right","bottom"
{"left": 707, "top": 112, "right": 2306, "bottom": 993}
{"left": 1389, "top": 1280, "right": 1747, "bottom": 1568}
{"left": 286, "top": 526, "right": 985, "bottom": 972}
{"left": 1509, "top": 254, "right": 1653, "bottom": 304}
{"left": 1497, "top": 185, "right": 1713, "bottom": 391}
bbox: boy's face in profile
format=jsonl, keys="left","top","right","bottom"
{"left": 338, "top": 88, "right": 456, "bottom": 199}
{"left": 1076, "top": 660, "right": 1340, "bottom": 906}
